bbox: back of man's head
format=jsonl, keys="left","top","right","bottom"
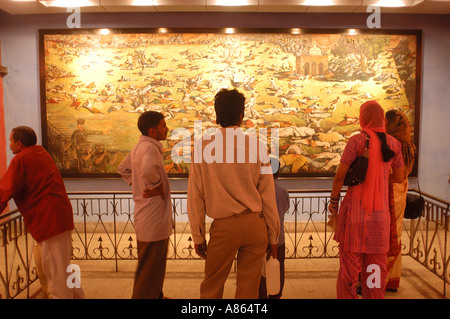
{"left": 12, "top": 126, "right": 37, "bottom": 147}
{"left": 214, "top": 89, "right": 245, "bottom": 127}
{"left": 138, "top": 111, "right": 164, "bottom": 136}
{"left": 269, "top": 156, "right": 281, "bottom": 178}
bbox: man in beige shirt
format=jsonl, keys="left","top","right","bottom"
{"left": 187, "top": 88, "right": 280, "bottom": 299}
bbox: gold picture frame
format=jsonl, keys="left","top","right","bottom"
{"left": 39, "top": 28, "right": 421, "bottom": 178}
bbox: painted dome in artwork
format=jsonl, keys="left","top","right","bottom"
{"left": 309, "top": 44, "right": 321, "bottom": 55}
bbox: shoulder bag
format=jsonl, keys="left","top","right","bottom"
{"left": 404, "top": 180, "right": 425, "bottom": 219}
{"left": 344, "top": 131, "right": 370, "bottom": 187}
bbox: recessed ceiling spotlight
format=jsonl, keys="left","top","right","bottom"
{"left": 302, "top": 0, "right": 335, "bottom": 6}
{"left": 39, "top": 0, "right": 99, "bottom": 7}
{"left": 98, "top": 29, "right": 111, "bottom": 35}
{"left": 131, "top": 0, "right": 157, "bottom": 5}
{"left": 374, "top": 0, "right": 424, "bottom": 7}
{"left": 214, "top": 0, "right": 251, "bottom": 6}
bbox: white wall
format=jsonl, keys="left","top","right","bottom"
{"left": 0, "top": 11, "right": 449, "bottom": 200}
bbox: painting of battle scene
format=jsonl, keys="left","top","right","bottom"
{"left": 39, "top": 29, "right": 420, "bottom": 177}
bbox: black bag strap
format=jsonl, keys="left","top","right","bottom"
{"left": 364, "top": 132, "right": 370, "bottom": 149}
{"left": 360, "top": 131, "right": 370, "bottom": 157}
{"left": 361, "top": 130, "right": 370, "bottom": 150}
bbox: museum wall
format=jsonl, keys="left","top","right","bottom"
{"left": 0, "top": 10, "right": 449, "bottom": 200}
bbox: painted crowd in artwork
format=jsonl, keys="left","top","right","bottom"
{"left": 41, "top": 31, "right": 418, "bottom": 176}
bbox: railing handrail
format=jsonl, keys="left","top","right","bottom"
{"left": 2, "top": 188, "right": 448, "bottom": 226}
{"left": 64, "top": 188, "right": 450, "bottom": 208}
{"left": 1, "top": 189, "right": 449, "bottom": 298}
{"left": 0, "top": 209, "right": 20, "bottom": 224}
{"left": 407, "top": 188, "right": 450, "bottom": 207}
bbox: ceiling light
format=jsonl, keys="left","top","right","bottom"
{"left": 373, "top": 0, "right": 424, "bottom": 7}
{"left": 302, "top": 0, "right": 335, "bottom": 6}
{"left": 131, "top": 0, "right": 157, "bottom": 5}
{"left": 211, "top": 0, "right": 252, "bottom": 6}
{"left": 39, "top": 0, "right": 99, "bottom": 7}
{"left": 98, "top": 29, "right": 111, "bottom": 35}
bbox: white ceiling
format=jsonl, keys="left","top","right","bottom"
{"left": 1, "top": 0, "right": 450, "bottom": 15}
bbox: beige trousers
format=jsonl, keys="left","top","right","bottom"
{"left": 33, "top": 243, "right": 51, "bottom": 297}
{"left": 38, "top": 230, "right": 85, "bottom": 299}
{"left": 201, "top": 211, "right": 268, "bottom": 299}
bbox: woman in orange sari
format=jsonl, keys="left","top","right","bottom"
{"left": 328, "top": 101, "right": 405, "bottom": 299}
{"left": 385, "top": 109, "right": 416, "bottom": 292}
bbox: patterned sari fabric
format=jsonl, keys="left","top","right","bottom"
{"left": 334, "top": 101, "right": 404, "bottom": 299}
{"left": 385, "top": 109, "right": 415, "bottom": 290}
{"left": 386, "top": 179, "right": 408, "bottom": 290}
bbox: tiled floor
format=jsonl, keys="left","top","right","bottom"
{"left": 28, "top": 256, "right": 447, "bottom": 300}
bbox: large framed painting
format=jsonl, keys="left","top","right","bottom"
{"left": 39, "top": 28, "right": 421, "bottom": 178}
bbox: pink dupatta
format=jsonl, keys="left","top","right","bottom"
{"left": 355, "top": 101, "right": 386, "bottom": 212}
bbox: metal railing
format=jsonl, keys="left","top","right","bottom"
{"left": 1, "top": 189, "right": 448, "bottom": 298}
{"left": 0, "top": 210, "right": 38, "bottom": 299}
{"left": 405, "top": 191, "right": 450, "bottom": 296}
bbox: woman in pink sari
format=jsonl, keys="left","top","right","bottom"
{"left": 328, "top": 101, "right": 405, "bottom": 299}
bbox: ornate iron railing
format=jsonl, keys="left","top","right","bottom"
{"left": 67, "top": 190, "right": 341, "bottom": 264}
{"left": 0, "top": 210, "right": 38, "bottom": 299}
{"left": 1, "top": 189, "right": 448, "bottom": 298}
{"left": 405, "top": 191, "right": 450, "bottom": 296}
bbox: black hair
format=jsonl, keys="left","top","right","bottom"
{"left": 214, "top": 88, "right": 246, "bottom": 127}
{"left": 137, "top": 111, "right": 164, "bottom": 136}
{"left": 375, "top": 132, "right": 395, "bottom": 162}
{"left": 269, "top": 156, "right": 281, "bottom": 177}
{"left": 385, "top": 109, "right": 398, "bottom": 122}
{"left": 12, "top": 126, "right": 37, "bottom": 147}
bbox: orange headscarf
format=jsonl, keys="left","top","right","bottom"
{"left": 385, "top": 109, "right": 416, "bottom": 176}
{"left": 357, "top": 101, "right": 386, "bottom": 211}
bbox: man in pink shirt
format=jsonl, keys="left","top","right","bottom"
{"left": 118, "top": 111, "right": 172, "bottom": 299}
{"left": 0, "top": 126, "right": 84, "bottom": 299}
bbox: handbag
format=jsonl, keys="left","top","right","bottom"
{"left": 344, "top": 131, "right": 370, "bottom": 186}
{"left": 404, "top": 180, "right": 425, "bottom": 219}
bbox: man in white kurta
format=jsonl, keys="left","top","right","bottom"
{"left": 187, "top": 88, "right": 280, "bottom": 299}
{"left": 118, "top": 111, "right": 173, "bottom": 299}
